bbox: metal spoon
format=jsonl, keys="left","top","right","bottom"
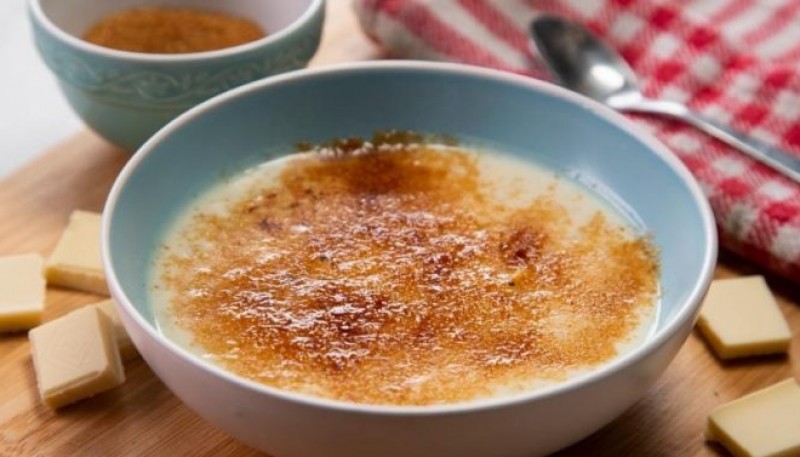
{"left": 530, "top": 15, "right": 800, "bottom": 183}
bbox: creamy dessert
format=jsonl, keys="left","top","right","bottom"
{"left": 151, "top": 134, "right": 660, "bottom": 406}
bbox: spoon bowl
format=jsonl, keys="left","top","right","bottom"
{"left": 531, "top": 15, "right": 641, "bottom": 107}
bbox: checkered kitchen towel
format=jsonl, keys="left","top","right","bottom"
{"left": 354, "top": 0, "right": 800, "bottom": 283}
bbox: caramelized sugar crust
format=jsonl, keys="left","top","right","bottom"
{"left": 159, "top": 138, "right": 659, "bottom": 405}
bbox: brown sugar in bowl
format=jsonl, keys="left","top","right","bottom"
{"left": 29, "top": 0, "right": 324, "bottom": 150}
{"left": 83, "top": 6, "right": 267, "bottom": 54}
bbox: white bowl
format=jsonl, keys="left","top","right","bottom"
{"left": 103, "top": 62, "right": 717, "bottom": 457}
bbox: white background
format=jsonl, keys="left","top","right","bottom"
{"left": 1, "top": 0, "right": 81, "bottom": 178}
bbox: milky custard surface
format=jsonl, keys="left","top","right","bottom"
{"left": 151, "top": 139, "right": 660, "bottom": 406}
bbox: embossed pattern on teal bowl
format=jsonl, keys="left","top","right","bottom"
{"left": 29, "top": 0, "right": 324, "bottom": 151}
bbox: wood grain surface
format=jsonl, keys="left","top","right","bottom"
{"left": 1, "top": 2, "right": 798, "bottom": 456}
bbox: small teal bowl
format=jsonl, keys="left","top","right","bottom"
{"left": 104, "top": 62, "right": 717, "bottom": 457}
{"left": 29, "top": 0, "right": 324, "bottom": 151}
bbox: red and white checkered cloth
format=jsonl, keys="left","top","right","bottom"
{"left": 354, "top": 0, "right": 800, "bottom": 283}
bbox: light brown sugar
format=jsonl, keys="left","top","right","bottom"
{"left": 84, "top": 6, "right": 265, "bottom": 54}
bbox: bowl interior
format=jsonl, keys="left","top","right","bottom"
{"left": 38, "top": 0, "right": 313, "bottom": 41}
{"left": 107, "top": 64, "right": 714, "bottom": 377}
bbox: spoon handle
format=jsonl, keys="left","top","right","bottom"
{"left": 622, "top": 98, "right": 800, "bottom": 184}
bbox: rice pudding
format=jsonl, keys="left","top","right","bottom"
{"left": 151, "top": 134, "right": 660, "bottom": 406}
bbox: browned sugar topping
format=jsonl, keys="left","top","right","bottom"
{"left": 158, "top": 139, "right": 659, "bottom": 406}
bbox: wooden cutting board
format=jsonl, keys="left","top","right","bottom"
{"left": 1, "top": 3, "right": 797, "bottom": 456}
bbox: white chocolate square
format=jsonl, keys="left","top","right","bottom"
{"left": 29, "top": 306, "right": 125, "bottom": 408}
{"left": 697, "top": 276, "right": 791, "bottom": 359}
{"left": 94, "top": 299, "right": 139, "bottom": 362}
{"left": 46, "top": 210, "right": 108, "bottom": 295}
{"left": 0, "top": 253, "right": 46, "bottom": 332}
{"left": 707, "top": 379, "right": 800, "bottom": 457}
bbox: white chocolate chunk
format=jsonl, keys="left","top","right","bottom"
{"left": 0, "top": 254, "right": 46, "bottom": 332}
{"left": 29, "top": 306, "right": 125, "bottom": 408}
{"left": 94, "top": 299, "right": 139, "bottom": 362}
{"left": 696, "top": 276, "right": 791, "bottom": 359}
{"left": 46, "top": 210, "right": 108, "bottom": 295}
{"left": 707, "top": 378, "right": 800, "bottom": 457}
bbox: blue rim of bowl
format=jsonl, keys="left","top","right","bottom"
{"left": 28, "top": 0, "right": 324, "bottom": 62}
{"left": 102, "top": 61, "right": 718, "bottom": 416}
